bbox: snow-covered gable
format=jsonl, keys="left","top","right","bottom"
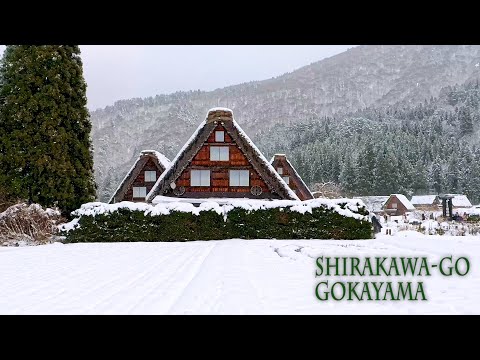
{"left": 146, "top": 108, "right": 299, "bottom": 202}
{"left": 270, "top": 154, "right": 314, "bottom": 200}
{"left": 391, "top": 194, "right": 416, "bottom": 211}
{"left": 145, "top": 150, "right": 171, "bottom": 170}
{"left": 109, "top": 150, "right": 170, "bottom": 204}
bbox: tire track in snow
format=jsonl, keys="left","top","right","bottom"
{"left": 114, "top": 242, "right": 217, "bottom": 314}
{"left": 166, "top": 240, "right": 267, "bottom": 314}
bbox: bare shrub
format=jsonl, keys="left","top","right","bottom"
{"left": 469, "top": 224, "right": 480, "bottom": 236}
{"left": 0, "top": 203, "right": 65, "bottom": 246}
{"left": 312, "top": 182, "right": 345, "bottom": 199}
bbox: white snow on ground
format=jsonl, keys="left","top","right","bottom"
{"left": 1, "top": 233, "right": 479, "bottom": 314}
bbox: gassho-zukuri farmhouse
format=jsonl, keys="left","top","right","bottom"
{"left": 109, "top": 108, "right": 314, "bottom": 204}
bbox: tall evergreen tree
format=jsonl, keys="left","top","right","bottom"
{"left": 356, "top": 141, "right": 376, "bottom": 195}
{"left": 411, "top": 159, "right": 429, "bottom": 194}
{"left": 429, "top": 158, "right": 444, "bottom": 194}
{"left": 339, "top": 154, "right": 357, "bottom": 195}
{"left": 0, "top": 45, "right": 96, "bottom": 215}
{"left": 446, "top": 155, "right": 459, "bottom": 192}
{"left": 374, "top": 146, "right": 399, "bottom": 195}
{"left": 458, "top": 106, "right": 474, "bottom": 136}
{"left": 466, "top": 148, "right": 480, "bottom": 204}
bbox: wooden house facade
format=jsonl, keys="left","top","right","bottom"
{"left": 270, "top": 154, "right": 313, "bottom": 201}
{"left": 146, "top": 108, "right": 298, "bottom": 202}
{"left": 109, "top": 150, "right": 171, "bottom": 203}
{"left": 382, "top": 194, "right": 416, "bottom": 216}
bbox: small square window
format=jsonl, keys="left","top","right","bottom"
{"left": 282, "top": 176, "right": 290, "bottom": 185}
{"left": 392, "top": 203, "right": 397, "bottom": 209}
{"left": 145, "top": 171, "right": 157, "bottom": 182}
{"left": 215, "top": 131, "right": 225, "bottom": 142}
{"left": 210, "top": 146, "right": 229, "bottom": 161}
{"left": 133, "top": 187, "right": 147, "bottom": 198}
{"left": 277, "top": 167, "right": 283, "bottom": 175}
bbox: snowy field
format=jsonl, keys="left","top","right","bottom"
{"left": 1, "top": 233, "right": 479, "bottom": 314}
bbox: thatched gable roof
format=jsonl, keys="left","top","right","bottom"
{"left": 146, "top": 108, "right": 299, "bottom": 202}
{"left": 109, "top": 150, "right": 171, "bottom": 204}
{"left": 270, "top": 154, "right": 314, "bottom": 200}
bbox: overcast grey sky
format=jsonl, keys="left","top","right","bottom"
{"left": 0, "top": 45, "right": 356, "bottom": 110}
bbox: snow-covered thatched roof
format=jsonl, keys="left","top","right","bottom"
{"left": 445, "top": 194, "right": 472, "bottom": 207}
{"left": 109, "top": 150, "right": 171, "bottom": 204}
{"left": 270, "top": 154, "right": 314, "bottom": 201}
{"left": 391, "top": 194, "right": 416, "bottom": 211}
{"left": 146, "top": 108, "right": 299, "bottom": 202}
{"left": 410, "top": 195, "right": 439, "bottom": 205}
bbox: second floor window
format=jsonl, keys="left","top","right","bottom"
{"left": 210, "top": 146, "right": 229, "bottom": 161}
{"left": 145, "top": 171, "right": 157, "bottom": 182}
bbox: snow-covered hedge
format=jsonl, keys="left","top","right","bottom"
{"left": 60, "top": 198, "right": 373, "bottom": 242}
{"left": 0, "top": 203, "right": 64, "bottom": 246}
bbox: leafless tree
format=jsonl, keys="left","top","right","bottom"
{"left": 311, "top": 182, "right": 345, "bottom": 199}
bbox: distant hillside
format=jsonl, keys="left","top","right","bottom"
{"left": 258, "top": 80, "right": 480, "bottom": 204}
{"left": 90, "top": 45, "right": 480, "bottom": 200}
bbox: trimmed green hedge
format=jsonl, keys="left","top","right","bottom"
{"left": 61, "top": 204, "right": 373, "bottom": 242}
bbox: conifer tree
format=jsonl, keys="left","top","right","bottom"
{"left": 429, "top": 159, "right": 444, "bottom": 194}
{"left": 411, "top": 159, "right": 429, "bottom": 194}
{"left": 0, "top": 45, "right": 96, "bottom": 215}
{"left": 374, "top": 146, "right": 399, "bottom": 195}
{"left": 356, "top": 141, "right": 376, "bottom": 195}
{"left": 339, "top": 154, "right": 357, "bottom": 195}
{"left": 458, "top": 106, "right": 474, "bottom": 136}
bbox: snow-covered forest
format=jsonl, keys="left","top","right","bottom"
{"left": 90, "top": 45, "right": 480, "bottom": 202}
{"left": 259, "top": 80, "right": 480, "bottom": 204}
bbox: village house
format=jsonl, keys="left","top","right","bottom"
{"left": 444, "top": 194, "right": 472, "bottom": 209}
{"left": 270, "top": 154, "right": 314, "bottom": 201}
{"left": 382, "top": 194, "right": 416, "bottom": 216}
{"left": 109, "top": 150, "right": 171, "bottom": 204}
{"left": 356, "top": 196, "right": 390, "bottom": 215}
{"left": 410, "top": 195, "right": 441, "bottom": 211}
{"left": 411, "top": 194, "right": 472, "bottom": 211}
{"left": 146, "top": 108, "right": 299, "bottom": 203}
